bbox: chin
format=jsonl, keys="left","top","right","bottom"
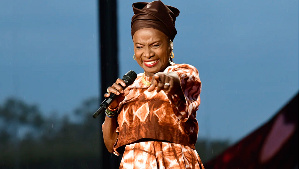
{"left": 143, "top": 67, "right": 158, "bottom": 74}
{"left": 145, "top": 67, "right": 166, "bottom": 75}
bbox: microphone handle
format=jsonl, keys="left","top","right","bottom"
{"left": 92, "top": 93, "right": 116, "bottom": 118}
{"left": 92, "top": 70, "right": 137, "bottom": 119}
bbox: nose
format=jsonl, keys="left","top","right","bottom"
{"left": 143, "top": 47, "right": 154, "bottom": 59}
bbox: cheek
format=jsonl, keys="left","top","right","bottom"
{"left": 161, "top": 56, "right": 169, "bottom": 65}
{"left": 134, "top": 54, "right": 143, "bottom": 65}
{"left": 160, "top": 51, "right": 170, "bottom": 62}
{"left": 135, "top": 51, "right": 142, "bottom": 60}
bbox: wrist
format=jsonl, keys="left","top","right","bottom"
{"left": 105, "top": 109, "right": 117, "bottom": 118}
{"left": 107, "top": 106, "right": 118, "bottom": 112}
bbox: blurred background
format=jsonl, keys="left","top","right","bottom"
{"left": 0, "top": 0, "right": 298, "bottom": 168}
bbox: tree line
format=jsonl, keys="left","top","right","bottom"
{"left": 0, "top": 97, "right": 230, "bottom": 169}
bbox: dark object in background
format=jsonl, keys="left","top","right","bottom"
{"left": 204, "top": 93, "right": 299, "bottom": 169}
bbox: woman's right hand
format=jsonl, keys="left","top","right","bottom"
{"left": 104, "top": 78, "right": 127, "bottom": 109}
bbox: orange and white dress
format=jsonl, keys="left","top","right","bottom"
{"left": 114, "top": 63, "right": 204, "bottom": 169}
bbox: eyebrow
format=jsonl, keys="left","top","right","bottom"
{"left": 134, "top": 40, "right": 161, "bottom": 45}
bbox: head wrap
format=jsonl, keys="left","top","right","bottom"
{"left": 131, "top": 1, "right": 180, "bottom": 41}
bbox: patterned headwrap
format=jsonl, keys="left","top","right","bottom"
{"left": 131, "top": 0, "right": 180, "bottom": 41}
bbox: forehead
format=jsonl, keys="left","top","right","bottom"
{"left": 133, "top": 28, "right": 169, "bottom": 43}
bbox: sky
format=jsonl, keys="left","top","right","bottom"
{"left": 0, "top": 0, "right": 298, "bottom": 142}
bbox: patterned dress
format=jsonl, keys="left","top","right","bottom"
{"left": 114, "top": 63, "right": 204, "bottom": 169}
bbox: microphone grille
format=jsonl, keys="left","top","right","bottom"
{"left": 123, "top": 70, "right": 137, "bottom": 85}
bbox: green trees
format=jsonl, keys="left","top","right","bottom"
{"left": 0, "top": 97, "right": 229, "bottom": 168}
{"left": 0, "top": 98, "right": 44, "bottom": 141}
{"left": 0, "top": 97, "right": 101, "bottom": 168}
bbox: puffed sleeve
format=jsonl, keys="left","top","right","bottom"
{"left": 164, "top": 64, "right": 201, "bottom": 121}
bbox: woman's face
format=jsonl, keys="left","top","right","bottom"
{"left": 133, "top": 28, "right": 171, "bottom": 76}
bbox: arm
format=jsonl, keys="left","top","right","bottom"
{"left": 102, "top": 116, "right": 118, "bottom": 153}
{"left": 170, "top": 64, "right": 201, "bottom": 119}
{"left": 102, "top": 78, "right": 127, "bottom": 153}
{"left": 147, "top": 71, "right": 185, "bottom": 101}
{"left": 148, "top": 64, "right": 201, "bottom": 120}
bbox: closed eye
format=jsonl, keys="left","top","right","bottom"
{"left": 135, "top": 44, "right": 143, "bottom": 49}
{"left": 152, "top": 43, "right": 160, "bottom": 48}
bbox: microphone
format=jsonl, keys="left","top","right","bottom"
{"left": 93, "top": 70, "right": 137, "bottom": 118}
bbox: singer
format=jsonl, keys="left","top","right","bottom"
{"left": 102, "top": 1, "right": 204, "bottom": 168}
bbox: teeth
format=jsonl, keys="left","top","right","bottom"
{"left": 145, "top": 61, "right": 156, "bottom": 64}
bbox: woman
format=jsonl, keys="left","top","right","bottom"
{"left": 102, "top": 1, "right": 204, "bottom": 168}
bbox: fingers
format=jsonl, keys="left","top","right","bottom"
{"left": 104, "top": 92, "right": 110, "bottom": 98}
{"left": 147, "top": 81, "right": 156, "bottom": 92}
{"left": 116, "top": 78, "right": 127, "bottom": 87}
{"left": 147, "top": 73, "right": 173, "bottom": 93}
{"left": 160, "top": 74, "right": 174, "bottom": 93}
{"left": 105, "top": 78, "right": 126, "bottom": 97}
{"left": 156, "top": 74, "right": 165, "bottom": 93}
{"left": 163, "top": 75, "right": 170, "bottom": 89}
{"left": 147, "top": 74, "right": 159, "bottom": 92}
{"left": 164, "top": 77, "right": 174, "bottom": 93}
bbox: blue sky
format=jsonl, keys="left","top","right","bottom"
{"left": 0, "top": 0, "right": 298, "bottom": 142}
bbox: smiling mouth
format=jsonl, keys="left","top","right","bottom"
{"left": 144, "top": 60, "right": 159, "bottom": 67}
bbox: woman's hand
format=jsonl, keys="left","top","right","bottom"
{"left": 147, "top": 72, "right": 183, "bottom": 96}
{"left": 104, "top": 78, "right": 127, "bottom": 109}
